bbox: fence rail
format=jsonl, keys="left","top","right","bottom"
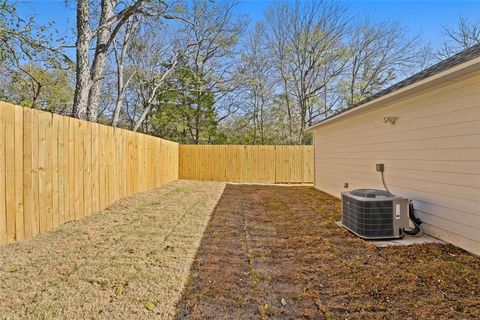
{"left": 179, "top": 145, "right": 313, "bottom": 183}
{"left": 0, "top": 102, "right": 179, "bottom": 245}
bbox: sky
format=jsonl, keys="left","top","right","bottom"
{"left": 15, "top": 0, "right": 480, "bottom": 51}
{"left": 235, "top": 0, "right": 480, "bottom": 46}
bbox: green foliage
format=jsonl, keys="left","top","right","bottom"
{"left": 0, "top": 0, "right": 15, "bottom": 64}
{"left": 0, "top": 0, "right": 72, "bottom": 110}
{"left": 1, "top": 64, "right": 74, "bottom": 112}
{"left": 0, "top": 0, "right": 66, "bottom": 66}
{"left": 148, "top": 64, "right": 224, "bottom": 144}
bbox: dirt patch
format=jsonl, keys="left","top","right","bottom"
{"left": 176, "top": 184, "right": 480, "bottom": 319}
{"left": 0, "top": 180, "right": 225, "bottom": 320}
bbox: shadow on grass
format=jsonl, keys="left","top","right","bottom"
{"left": 174, "top": 184, "right": 480, "bottom": 320}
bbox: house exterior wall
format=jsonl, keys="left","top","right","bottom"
{"left": 311, "top": 70, "right": 480, "bottom": 255}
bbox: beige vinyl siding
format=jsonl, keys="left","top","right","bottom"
{"left": 312, "top": 70, "right": 480, "bottom": 255}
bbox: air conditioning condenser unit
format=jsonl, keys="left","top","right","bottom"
{"left": 341, "top": 189, "right": 409, "bottom": 239}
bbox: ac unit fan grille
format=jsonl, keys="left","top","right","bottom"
{"left": 342, "top": 194, "right": 394, "bottom": 238}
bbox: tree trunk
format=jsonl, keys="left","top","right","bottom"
{"left": 252, "top": 90, "right": 258, "bottom": 145}
{"left": 282, "top": 79, "right": 293, "bottom": 144}
{"left": 298, "top": 98, "right": 306, "bottom": 144}
{"left": 112, "top": 62, "right": 125, "bottom": 127}
{"left": 112, "top": 19, "right": 135, "bottom": 127}
{"left": 133, "top": 103, "right": 153, "bottom": 132}
{"left": 30, "top": 82, "right": 42, "bottom": 109}
{"left": 87, "top": 0, "right": 115, "bottom": 122}
{"left": 194, "top": 103, "right": 200, "bottom": 144}
{"left": 260, "top": 95, "right": 265, "bottom": 145}
{"left": 72, "top": 0, "right": 91, "bottom": 120}
{"left": 132, "top": 57, "right": 178, "bottom": 131}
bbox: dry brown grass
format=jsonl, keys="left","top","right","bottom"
{"left": 0, "top": 180, "right": 225, "bottom": 320}
{"left": 1, "top": 182, "right": 479, "bottom": 320}
{"left": 176, "top": 184, "right": 480, "bottom": 320}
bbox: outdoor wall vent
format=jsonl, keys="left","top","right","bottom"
{"left": 341, "top": 189, "right": 409, "bottom": 239}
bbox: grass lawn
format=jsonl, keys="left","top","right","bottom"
{"left": 0, "top": 182, "right": 478, "bottom": 319}
{"left": 0, "top": 180, "right": 225, "bottom": 319}
{"left": 176, "top": 184, "right": 480, "bottom": 320}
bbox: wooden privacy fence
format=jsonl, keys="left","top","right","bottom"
{"left": 179, "top": 145, "right": 313, "bottom": 183}
{"left": 0, "top": 102, "right": 313, "bottom": 246}
{"left": 0, "top": 102, "right": 179, "bottom": 245}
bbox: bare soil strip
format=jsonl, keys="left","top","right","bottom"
{"left": 0, "top": 180, "right": 225, "bottom": 320}
{"left": 175, "top": 184, "right": 480, "bottom": 319}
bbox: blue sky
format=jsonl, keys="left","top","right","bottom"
{"left": 235, "top": 1, "right": 480, "bottom": 46}
{"left": 16, "top": 0, "right": 480, "bottom": 50}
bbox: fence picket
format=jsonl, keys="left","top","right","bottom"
{"left": 23, "top": 108, "right": 33, "bottom": 238}
{"left": 0, "top": 106, "right": 6, "bottom": 244}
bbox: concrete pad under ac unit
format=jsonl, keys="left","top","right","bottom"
{"left": 335, "top": 221, "right": 446, "bottom": 248}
